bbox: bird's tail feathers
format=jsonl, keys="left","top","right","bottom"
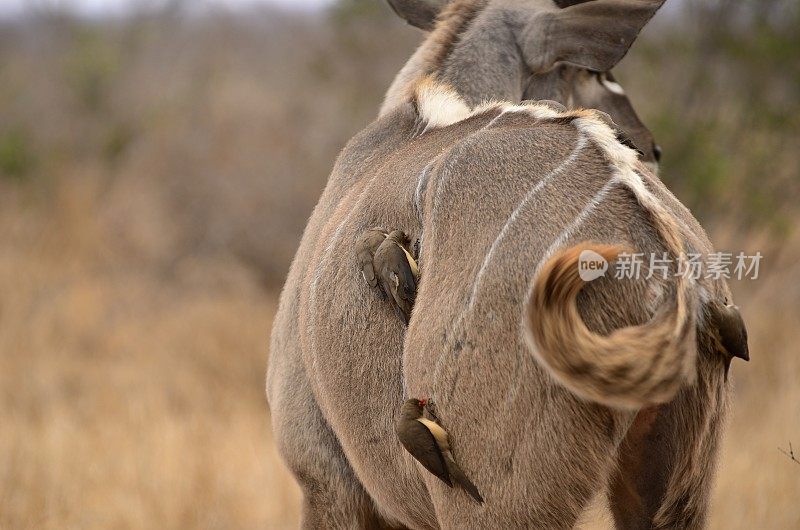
{"left": 445, "top": 454, "right": 484, "bottom": 504}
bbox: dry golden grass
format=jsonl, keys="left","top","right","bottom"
{"left": 0, "top": 180, "right": 302, "bottom": 530}
{"left": 706, "top": 228, "right": 800, "bottom": 529}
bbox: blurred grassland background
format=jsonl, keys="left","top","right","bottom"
{"left": 0, "top": 0, "right": 798, "bottom": 528}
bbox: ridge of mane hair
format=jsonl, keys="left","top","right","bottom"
{"left": 412, "top": 78, "right": 641, "bottom": 171}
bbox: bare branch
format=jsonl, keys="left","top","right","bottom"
{"left": 778, "top": 442, "right": 800, "bottom": 466}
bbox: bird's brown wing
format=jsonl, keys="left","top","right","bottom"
{"left": 390, "top": 266, "right": 416, "bottom": 324}
{"left": 375, "top": 239, "right": 417, "bottom": 325}
{"left": 396, "top": 418, "right": 452, "bottom": 487}
{"left": 356, "top": 229, "right": 387, "bottom": 299}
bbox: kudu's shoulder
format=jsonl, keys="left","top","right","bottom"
{"left": 404, "top": 77, "right": 637, "bottom": 178}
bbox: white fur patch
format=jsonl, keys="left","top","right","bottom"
{"left": 415, "top": 79, "right": 472, "bottom": 130}
{"left": 601, "top": 77, "right": 626, "bottom": 96}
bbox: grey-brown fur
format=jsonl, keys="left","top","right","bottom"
{"left": 268, "top": 1, "right": 741, "bottom": 528}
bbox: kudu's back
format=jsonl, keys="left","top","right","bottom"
{"left": 270, "top": 93, "right": 732, "bottom": 528}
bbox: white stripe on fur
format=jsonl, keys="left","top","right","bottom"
{"left": 414, "top": 161, "right": 435, "bottom": 221}
{"left": 537, "top": 176, "right": 622, "bottom": 272}
{"left": 463, "top": 134, "right": 589, "bottom": 315}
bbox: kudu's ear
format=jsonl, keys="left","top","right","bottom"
{"left": 520, "top": 0, "right": 666, "bottom": 73}
{"left": 386, "top": 0, "right": 449, "bottom": 31}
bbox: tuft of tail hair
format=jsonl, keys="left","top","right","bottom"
{"left": 524, "top": 218, "right": 697, "bottom": 409}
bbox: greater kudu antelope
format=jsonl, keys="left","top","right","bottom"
{"left": 267, "top": 1, "right": 746, "bottom": 528}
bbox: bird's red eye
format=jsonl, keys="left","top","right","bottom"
{"left": 419, "top": 398, "right": 427, "bottom": 407}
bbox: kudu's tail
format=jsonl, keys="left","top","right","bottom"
{"left": 524, "top": 216, "right": 697, "bottom": 409}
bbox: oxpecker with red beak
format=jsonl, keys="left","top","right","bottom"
{"left": 395, "top": 398, "right": 484, "bottom": 504}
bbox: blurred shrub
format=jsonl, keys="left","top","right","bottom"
{"left": 65, "top": 26, "right": 120, "bottom": 113}
{"left": 618, "top": 0, "right": 799, "bottom": 235}
{"left": 0, "top": 129, "right": 35, "bottom": 182}
{"left": 330, "top": 0, "right": 387, "bottom": 24}
{"left": 102, "top": 122, "right": 135, "bottom": 166}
